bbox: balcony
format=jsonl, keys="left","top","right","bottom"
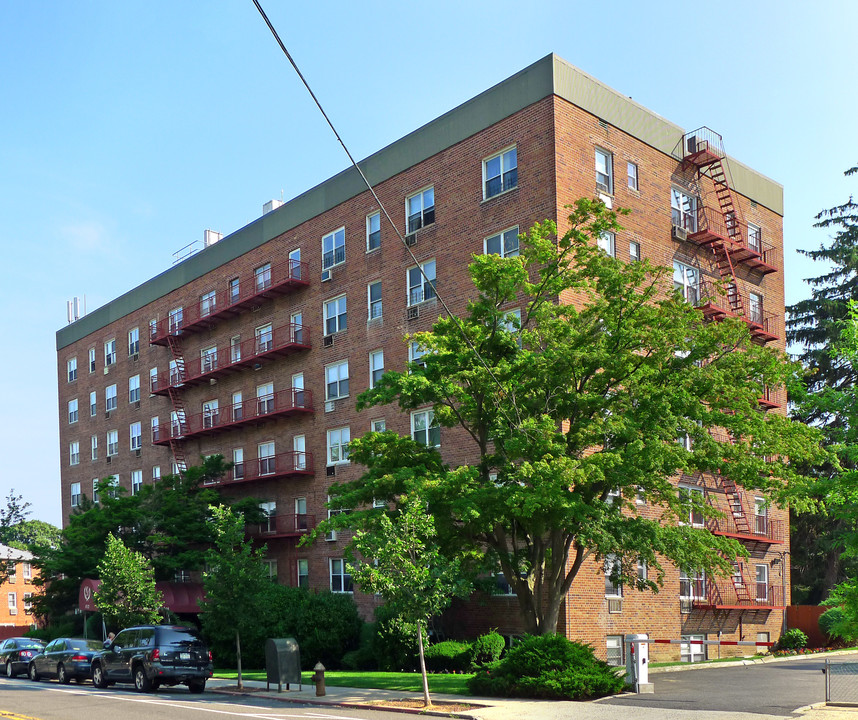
{"left": 694, "top": 281, "right": 781, "bottom": 343}
{"left": 218, "top": 451, "right": 314, "bottom": 485}
{"left": 246, "top": 513, "right": 315, "bottom": 540}
{"left": 149, "top": 258, "right": 309, "bottom": 345}
{"left": 151, "top": 323, "right": 310, "bottom": 394}
{"left": 759, "top": 385, "right": 785, "bottom": 410}
{"left": 151, "top": 387, "right": 313, "bottom": 444}
{"left": 682, "top": 127, "right": 725, "bottom": 169}
{"left": 686, "top": 208, "right": 779, "bottom": 276}
{"left": 694, "top": 581, "right": 785, "bottom": 611}
{"left": 708, "top": 513, "right": 785, "bottom": 545}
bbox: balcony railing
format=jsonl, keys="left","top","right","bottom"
{"left": 246, "top": 513, "right": 315, "bottom": 540}
{"left": 696, "top": 581, "right": 785, "bottom": 610}
{"left": 149, "top": 258, "right": 309, "bottom": 345}
{"left": 708, "top": 513, "right": 785, "bottom": 544}
{"left": 220, "top": 451, "right": 314, "bottom": 485}
{"left": 151, "top": 387, "right": 312, "bottom": 444}
{"left": 682, "top": 127, "right": 725, "bottom": 168}
{"left": 694, "top": 281, "right": 781, "bottom": 343}
{"left": 686, "top": 207, "right": 780, "bottom": 275}
{"left": 150, "top": 323, "right": 310, "bottom": 394}
{"left": 759, "top": 385, "right": 786, "bottom": 410}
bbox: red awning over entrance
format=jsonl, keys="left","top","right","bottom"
{"left": 78, "top": 578, "right": 205, "bottom": 614}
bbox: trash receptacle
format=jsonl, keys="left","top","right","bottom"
{"left": 265, "top": 638, "right": 302, "bottom": 692}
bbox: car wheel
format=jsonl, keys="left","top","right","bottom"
{"left": 58, "top": 664, "right": 70, "bottom": 685}
{"left": 133, "top": 665, "right": 152, "bottom": 693}
{"left": 6, "top": 661, "right": 16, "bottom": 678}
{"left": 187, "top": 679, "right": 206, "bottom": 694}
{"left": 91, "top": 664, "right": 107, "bottom": 689}
{"left": 28, "top": 663, "right": 39, "bottom": 682}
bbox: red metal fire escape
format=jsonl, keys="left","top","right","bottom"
{"left": 165, "top": 334, "right": 187, "bottom": 473}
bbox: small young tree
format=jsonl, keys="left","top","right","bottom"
{"left": 200, "top": 504, "right": 269, "bottom": 690}
{"left": 346, "top": 493, "right": 469, "bottom": 708}
{"left": 94, "top": 532, "right": 164, "bottom": 628}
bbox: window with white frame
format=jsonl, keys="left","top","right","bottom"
{"left": 152, "top": 466, "right": 161, "bottom": 482}
{"left": 368, "top": 281, "right": 382, "bottom": 320}
{"left": 327, "top": 427, "right": 350, "bottom": 464}
{"left": 130, "top": 422, "right": 142, "bottom": 451}
{"left": 231, "top": 391, "right": 243, "bottom": 422}
{"left": 92, "top": 478, "right": 99, "bottom": 504}
{"left": 369, "top": 350, "right": 384, "bottom": 388}
{"left": 680, "top": 634, "right": 706, "bottom": 663}
{"left": 6, "top": 562, "right": 15, "bottom": 584}
{"left": 292, "top": 373, "right": 305, "bottom": 408}
{"left": 91, "top": 435, "right": 98, "bottom": 460}
{"left": 67, "top": 358, "right": 78, "bottom": 383}
{"left": 297, "top": 558, "right": 309, "bottom": 588}
{"left": 637, "top": 558, "right": 648, "bottom": 582}
{"left": 89, "top": 348, "right": 96, "bottom": 373}
{"left": 70, "top": 482, "right": 81, "bottom": 508}
{"left": 322, "top": 228, "right": 346, "bottom": 270}
{"left": 673, "top": 261, "right": 699, "bottom": 304}
{"left": 255, "top": 324, "right": 272, "bottom": 354}
{"left": 755, "top": 564, "right": 769, "bottom": 601}
{"left": 366, "top": 212, "right": 381, "bottom": 252}
{"left": 129, "top": 375, "right": 140, "bottom": 403}
{"left": 606, "top": 636, "right": 624, "bottom": 667}
{"left": 495, "top": 573, "right": 517, "bottom": 596}
{"left": 105, "top": 384, "right": 117, "bottom": 412}
{"left": 679, "top": 569, "right": 705, "bottom": 601}
{"left": 485, "top": 226, "right": 519, "bottom": 257}
{"left": 629, "top": 241, "right": 641, "bottom": 263}
{"left": 598, "top": 231, "right": 616, "bottom": 257}
{"left": 627, "top": 161, "right": 639, "bottom": 191}
{"left": 22, "top": 563, "right": 31, "bottom": 581}
{"left": 131, "top": 469, "right": 142, "bottom": 495}
{"left": 107, "top": 430, "right": 118, "bottom": 457}
{"left": 503, "top": 309, "right": 522, "bottom": 347}
{"left": 595, "top": 148, "right": 613, "bottom": 193}
{"left": 263, "top": 559, "right": 277, "bottom": 582}
{"left": 671, "top": 188, "right": 698, "bottom": 232}
{"left": 371, "top": 418, "right": 386, "bottom": 433}
{"left": 169, "top": 359, "right": 181, "bottom": 386}
{"left": 409, "top": 341, "right": 427, "bottom": 369}
{"left": 258, "top": 442, "right": 275, "bottom": 476}
{"left": 259, "top": 501, "right": 276, "bottom": 534}
{"left": 104, "top": 339, "right": 116, "bottom": 367}
{"left": 330, "top": 558, "right": 353, "bottom": 593}
{"left": 406, "top": 187, "right": 435, "bottom": 233}
{"left": 200, "top": 290, "right": 216, "bottom": 317}
{"left": 257, "top": 383, "right": 273, "bottom": 415}
{"left": 604, "top": 555, "right": 622, "bottom": 597}
{"left": 69, "top": 441, "right": 80, "bottom": 466}
{"left": 326, "top": 361, "right": 349, "bottom": 401}
{"left": 295, "top": 497, "right": 308, "bottom": 530}
{"left": 128, "top": 327, "right": 140, "bottom": 356}
{"left": 148, "top": 367, "right": 157, "bottom": 393}
{"left": 8, "top": 593, "right": 16, "bottom": 615}
{"left": 202, "top": 400, "right": 219, "bottom": 428}
{"left": 230, "top": 335, "right": 241, "bottom": 363}
{"left": 232, "top": 448, "right": 244, "bottom": 480}
{"left": 168, "top": 307, "right": 183, "bottom": 334}
{"left": 293, "top": 436, "right": 306, "bottom": 471}
{"left": 411, "top": 409, "right": 440, "bottom": 448}
{"left": 749, "top": 292, "right": 763, "bottom": 325}
{"left": 748, "top": 222, "right": 762, "bottom": 253}
{"left": 228, "top": 277, "right": 240, "bottom": 304}
{"left": 680, "top": 485, "right": 705, "bottom": 527}
{"left": 254, "top": 262, "right": 272, "bottom": 293}
{"left": 483, "top": 146, "right": 517, "bottom": 199}
{"left": 408, "top": 260, "right": 436, "bottom": 306}
{"left": 23, "top": 592, "right": 32, "bottom": 613}
{"left": 200, "top": 346, "right": 218, "bottom": 374}
{"left": 324, "top": 295, "right": 347, "bottom": 335}
{"left": 68, "top": 399, "right": 78, "bottom": 424}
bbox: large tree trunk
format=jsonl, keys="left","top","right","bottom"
{"left": 417, "top": 622, "right": 431, "bottom": 708}
{"left": 236, "top": 629, "right": 243, "bottom": 690}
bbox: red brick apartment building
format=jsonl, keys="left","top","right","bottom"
{"left": 0, "top": 545, "right": 38, "bottom": 637}
{"left": 56, "top": 54, "right": 788, "bottom": 664}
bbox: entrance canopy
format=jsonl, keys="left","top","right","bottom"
{"left": 78, "top": 578, "right": 205, "bottom": 614}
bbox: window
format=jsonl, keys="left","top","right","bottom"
{"left": 293, "top": 436, "right": 307, "bottom": 471}
{"left": 325, "top": 360, "right": 349, "bottom": 400}
{"left": 104, "top": 339, "right": 116, "bottom": 367}
{"left": 202, "top": 400, "right": 219, "bottom": 429}
{"left": 627, "top": 162, "right": 639, "bottom": 191}
{"left": 67, "top": 358, "right": 78, "bottom": 383}
{"left": 754, "top": 497, "right": 769, "bottom": 535}
{"left": 680, "top": 485, "right": 704, "bottom": 527}
{"left": 257, "top": 383, "right": 273, "bottom": 415}
{"left": 324, "top": 295, "right": 347, "bottom": 335}
{"left": 228, "top": 277, "right": 240, "bottom": 304}
{"left": 371, "top": 418, "right": 386, "bottom": 433}
{"left": 295, "top": 497, "right": 308, "bottom": 530}
{"left": 168, "top": 307, "right": 183, "bottom": 334}
{"left": 232, "top": 448, "right": 244, "bottom": 480}
{"left": 68, "top": 399, "right": 79, "bottom": 424}
{"left": 673, "top": 261, "right": 699, "bottom": 304}
{"left": 129, "top": 375, "right": 140, "bottom": 404}
{"left": 606, "top": 636, "right": 624, "bottom": 667}
{"left": 22, "top": 563, "right": 31, "bottom": 581}
{"left": 410, "top": 341, "right": 427, "bottom": 368}
{"left": 330, "top": 558, "right": 353, "bottom": 593}
{"left": 483, "top": 146, "right": 517, "bottom": 199}
{"left": 604, "top": 555, "right": 622, "bottom": 597}
{"left": 262, "top": 559, "right": 277, "bottom": 582}
{"left": 23, "top": 593, "right": 32, "bottom": 614}
{"left": 69, "top": 441, "right": 80, "bottom": 466}
{"left": 406, "top": 186, "right": 435, "bottom": 233}
{"left": 200, "top": 290, "right": 216, "bottom": 317}
{"left": 169, "top": 359, "right": 181, "bottom": 386}
{"left": 90, "top": 435, "right": 98, "bottom": 460}
{"left": 598, "top": 231, "right": 615, "bottom": 257}
{"left": 148, "top": 367, "right": 157, "bottom": 394}
{"left": 70, "top": 482, "right": 81, "bottom": 508}
{"left": 411, "top": 409, "right": 440, "bottom": 448}
{"left": 128, "top": 327, "right": 140, "bottom": 356}
{"left": 291, "top": 312, "right": 304, "bottom": 345}
{"left": 89, "top": 348, "right": 96, "bottom": 373}
{"left": 679, "top": 569, "right": 705, "bottom": 601}
{"left": 107, "top": 430, "right": 118, "bottom": 457}
{"left": 297, "top": 559, "right": 309, "bottom": 589}
{"left": 200, "top": 346, "right": 218, "bottom": 374}
{"left": 175, "top": 569, "right": 191, "bottom": 583}
{"left": 629, "top": 241, "right": 641, "bottom": 263}
{"left": 369, "top": 351, "right": 384, "bottom": 388}
{"left": 87, "top": 391, "right": 96, "bottom": 417}
{"left": 495, "top": 573, "right": 517, "bottom": 596}
{"left": 407, "top": 260, "right": 436, "bottom": 306}
{"left": 755, "top": 564, "right": 769, "bottom": 601}
{"left": 485, "top": 226, "right": 519, "bottom": 257}
{"left": 595, "top": 148, "right": 613, "bottom": 193}
{"left": 6, "top": 562, "right": 15, "bottom": 584}
{"left": 368, "top": 281, "right": 382, "bottom": 320}
{"left": 366, "top": 212, "right": 381, "bottom": 251}
{"left": 7, "top": 594, "right": 16, "bottom": 615}
{"left": 503, "top": 309, "right": 522, "bottom": 346}
{"left": 322, "top": 228, "right": 346, "bottom": 270}
{"left": 748, "top": 222, "right": 762, "bottom": 253}
{"left": 92, "top": 478, "right": 100, "bottom": 503}
{"left": 680, "top": 635, "right": 706, "bottom": 663}
{"left": 131, "top": 470, "right": 142, "bottom": 495}
{"left": 232, "top": 391, "right": 243, "bottom": 422}
{"left": 152, "top": 466, "right": 161, "bottom": 482}
{"left": 255, "top": 324, "right": 273, "bottom": 354}
{"left": 230, "top": 335, "right": 241, "bottom": 364}
{"left": 130, "top": 422, "right": 142, "bottom": 451}
{"left": 292, "top": 373, "right": 305, "bottom": 408}
{"left": 637, "top": 558, "right": 648, "bottom": 582}
{"left": 671, "top": 188, "right": 698, "bottom": 232}
{"left": 749, "top": 292, "right": 763, "bottom": 325}
{"left": 253, "top": 262, "right": 272, "bottom": 293}
{"left": 327, "top": 427, "right": 350, "bottom": 464}
{"left": 105, "top": 384, "right": 117, "bottom": 412}
{"left": 258, "top": 442, "right": 275, "bottom": 476}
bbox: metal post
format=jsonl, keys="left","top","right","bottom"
{"left": 825, "top": 659, "right": 830, "bottom": 703}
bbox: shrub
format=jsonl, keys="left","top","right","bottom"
{"left": 467, "top": 634, "right": 624, "bottom": 700}
{"left": 371, "top": 604, "right": 421, "bottom": 671}
{"left": 820, "top": 607, "right": 846, "bottom": 641}
{"left": 777, "top": 628, "right": 809, "bottom": 651}
{"left": 341, "top": 622, "right": 378, "bottom": 671}
{"left": 424, "top": 640, "right": 473, "bottom": 672}
{"left": 471, "top": 630, "right": 505, "bottom": 668}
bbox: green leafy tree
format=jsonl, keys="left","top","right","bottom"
{"left": 94, "top": 532, "right": 164, "bottom": 628}
{"left": 345, "top": 493, "right": 470, "bottom": 707}
{"left": 333, "top": 199, "right": 826, "bottom": 635}
{"left": 200, "top": 504, "right": 269, "bottom": 690}
{"left": 6, "top": 520, "right": 61, "bottom": 551}
{"left": 0, "top": 491, "right": 32, "bottom": 583}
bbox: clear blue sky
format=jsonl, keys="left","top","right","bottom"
{"left": 1, "top": 1, "right": 855, "bottom": 526}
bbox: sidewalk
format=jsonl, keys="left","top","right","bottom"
{"left": 208, "top": 677, "right": 858, "bottom": 720}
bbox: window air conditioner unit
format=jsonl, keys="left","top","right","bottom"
{"left": 325, "top": 400, "right": 335, "bottom": 413}
{"left": 106, "top": 456, "right": 112, "bottom": 465}
{"left": 105, "top": 411, "right": 111, "bottom": 419}
{"left": 672, "top": 225, "right": 688, "bottom": 242}
{"left": 596, "top": 181, "right": 609, "bottom": 193}
{"left": 686, "top": 135, "right": 699, "bottom": 155}
{"left": 135, "top": 449, "right": 142, "bottom": 458}
{"left": 407, "top": 306, "right": 419, "bottom": 321}
{"left": 405, "top": 233, "right": 417, "bottom": 247}
{"left": 326, "top": 465, "right": 336, "bottom": 477}
{"left": 321, "top": 269, "right": 331, "bottom": 282}
{"left": 135, "top": 400, "right": 141, "bottom": 409}
{"left": 131, "top": 353, "right": 139, "bottom": 361}
{"left": 325, "top": 530, "right": 337, "bottom": 542}
{"left": 607, "top": 597, "right": 623, "bottom": 614}
{"left": 323, "top": 335, "right": 334, "bottom": 348}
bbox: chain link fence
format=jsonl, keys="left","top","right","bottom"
{"left": 825, "top": 660, "right": 858, "bottom": 705}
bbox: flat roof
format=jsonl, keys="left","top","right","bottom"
{"left": 57, "top": 53, "right": 783, "bottom": 351}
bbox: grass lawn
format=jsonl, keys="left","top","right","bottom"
{"left": 213, "top": 670, "right": 474, "bottom": 695}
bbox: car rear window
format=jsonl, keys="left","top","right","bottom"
{"left": 18, "top": 640, "right": 44, "bottom": 650}
{"left": 69, "top": 640, "right": 104, "bottom": 651}
{"left": 157, "top": 628, "right": 204, "bottom": 647}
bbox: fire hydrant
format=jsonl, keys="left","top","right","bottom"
{"left": 312, "top": 662, "right": 326, "bottom": 696}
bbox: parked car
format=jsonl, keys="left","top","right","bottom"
{"left": 28, "top": 637, "right": 103, "bottom": 684}
{"left": 0, "top": 637, "right": 46, "bottom": 678}
{"left": 90, "top": 625, "right": 212, "bottom": 693}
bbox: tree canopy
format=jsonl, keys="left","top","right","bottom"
{"left": 94, "top": 532, "right": 164, "bottom": 628}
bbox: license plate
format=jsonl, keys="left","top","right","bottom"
{"left": 180, "top": 652, "right": 191, "bottom": 660}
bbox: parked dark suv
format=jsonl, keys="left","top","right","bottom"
{"left": 90, "top": 626, "right": 212, "bottom": 693}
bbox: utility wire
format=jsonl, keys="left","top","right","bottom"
{"left": 250, "top": 0, "right": 523, "bottom": 432}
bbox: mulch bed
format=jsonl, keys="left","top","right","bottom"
{"left": 368, "top": 699, "right": 481, "bottom": 712}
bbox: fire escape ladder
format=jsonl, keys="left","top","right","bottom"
{"left": 731, "top": 561, "right": 753, "bottom": 602}
{"left": 720, "top": 475, "right": 752, "bottom": 535}
{"left": 703, "top": 157, "right": 745, "bottom": 317}
{"left": 165, "top": 335, "right": 187, "bottom": 473}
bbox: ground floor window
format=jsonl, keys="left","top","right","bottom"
{"left": 680, "top": 634, "right": 706, "bottom": 663}
{"left": 606, "top": 635, "right": 624, "bottom": 666}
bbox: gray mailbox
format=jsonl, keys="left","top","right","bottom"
{"left": 265, "top": 637, "right": 302, "bottom": 692}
